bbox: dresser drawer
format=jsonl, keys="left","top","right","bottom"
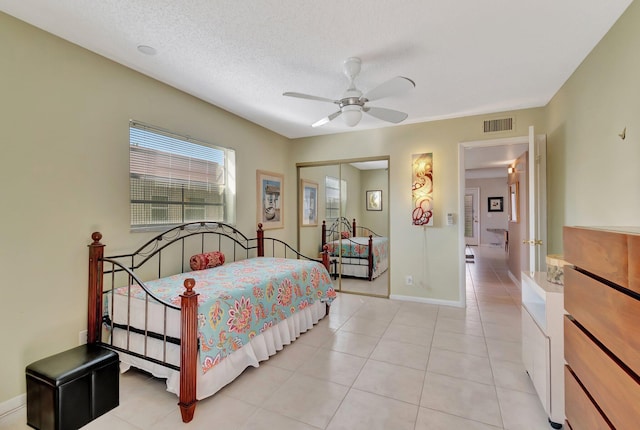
{"left": 564, "top": 365, "right": 612, "bottom": 430}
{"left": 563, "top": 226, "right": 629, "bottom": 289}
{"left": 565, "top": 267, "right": 640, "bottom": 377}
{"left": 564, "top": 316, "right": 640, "bottom": 429}
{"left": 630, "top": 234, "right": 640, "bottom": 293}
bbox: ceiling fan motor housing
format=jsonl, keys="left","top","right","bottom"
{"left": 343, "top": 57, "right": 362, "bottom": 81}
{"left": 339, "top": 96, "right": 364, "bottom": 109}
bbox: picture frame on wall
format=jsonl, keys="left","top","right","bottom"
{"left": 300, "top": 179, "right": 318, "bottom": 226}
{"left": 411, "top": 152, "right": 433, "bottom": 226}
{"left": 256, "top": 170, "right": 284, "bottom": 229}
{"left": 488, "top": 196, "right": 503, "bottom": 212}
{"left": 366, "top": 190, "right": 382, "bottom": 211}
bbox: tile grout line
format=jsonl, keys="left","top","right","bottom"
{"left": 468, "top": 251, "right": 507, "bottom": 429}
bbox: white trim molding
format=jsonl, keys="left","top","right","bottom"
{"left": 390, "top": 294, "right": 465, "bottom": 308}
{"left": 0, "top": 393, "right": 25, "bottom": 418}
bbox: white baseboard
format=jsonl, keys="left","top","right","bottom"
{"left": 0, "top": 393, "right": 25, "bottom": 418}
{"left": 390, "top": 294, "right": 465, "bottom": 308}
{"left": 508, "top": 270, "right": 521, "bottom": 288}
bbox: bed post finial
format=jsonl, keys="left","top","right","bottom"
{"left": 352, "top": 218, "right": 357, "bottom": 235}
{"left": 321, "top": 220, "right": 327, "bottom": 247}
{"left": 183, "top": 277, "right": 196, "bottom": 293}
{"left": 179, "top": 278, "right": 199, "bottom": 423}
{"left": 257, "top": 223, "right": 264, "bottom": 257}
{"left": 88, "top": 232, "right": 105, "bottom": 344}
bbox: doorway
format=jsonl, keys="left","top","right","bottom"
{"left": 458, "top": 136, "right": 529, "bottom": 306}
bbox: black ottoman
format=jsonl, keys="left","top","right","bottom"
{"left": 26, "top": 344, "right": 119, "bottom": 430}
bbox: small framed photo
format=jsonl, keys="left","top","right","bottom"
{"left": 488, "top": 196, "right": 504, "bottom": 212}
{"left": 257, "top": 170, "right": 284, "bottom": 229}
{"left": 366, "top": 190, "right": 382, "bottom": 211}
{"left": 300, "top": 179, "right": 318, "bottom": 226}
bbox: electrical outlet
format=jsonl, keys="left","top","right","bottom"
{"left": 405, "top": 275, "right": 413, "bottom": 286}
{"left": 78, "top": 330, "right": 88, "bottom": 345}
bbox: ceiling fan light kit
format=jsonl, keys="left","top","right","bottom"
{"left": 341, "top": 105, "right": 363, "bottom": 127}
{"left": 283, "top": 57, "right": 415, "bottom": 128}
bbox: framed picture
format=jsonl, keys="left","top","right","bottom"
{"left": 411, "top": 152, "right": 433, "bottom": 226}
{"left": 256, "top": 170, "right": 284, "bottom": 229}
{"left": 509, "top": 182, "right": 519, "bottom": 222}
{"left": 366, "top": 190, "right": 382, "bottom": 211}
{"left": 488, "top": 196, "right": 503, "bottom": 212}
{"left": 300, "top": 179, "right": 318, "bottom": 226}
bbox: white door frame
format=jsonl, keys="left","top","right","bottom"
{"left": 464, "top": 187, "right": 480, "bottom": 246}
{"left": 458, "top": 135, "right": 529, "bottom": 308}
{"left": 527, "top": 126, "right": 548, "bottom": 273}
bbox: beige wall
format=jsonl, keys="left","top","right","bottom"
{"left": 545, "top": 0, "right": 640, "bottom": 253}
{"left": 0, "top": 13, "right": 293, "bottom": 403}
{"left": 3, "top": 0, "right": 639, "bottom": 408}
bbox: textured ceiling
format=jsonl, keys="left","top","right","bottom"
{"left": 1, "top": 1, "right": 632, "bottom": 140}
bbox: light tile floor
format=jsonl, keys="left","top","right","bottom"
{"left": 0, "top": 246, "right": 552, "bottom": 429}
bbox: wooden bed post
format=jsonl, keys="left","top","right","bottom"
{"left": 257, "top": 223, "right": 264, "bottom": 257}
{"left": 88, "top": 232, "right": 105, "bottom": 344}
{"left": 179, "top": 278, "right": 199, "bottom": 423}
{"left": 321, "top": 245, "right": 330, "bottom": 272}
{"left": 368, "top": 235, "right": 374, "bottom": 281}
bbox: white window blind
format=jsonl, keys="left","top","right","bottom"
{"left": 325, "top": 176, "right": 347, "bottom": 221}
{"left": 130, "top": 121, "right": 236, "bottom": 228}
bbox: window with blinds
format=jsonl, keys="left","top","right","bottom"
{"left": 325, "top": 176, "right": 347, "bottom": 221}
{"left": 130, "top": 121, "right": 236, "bottom": 229}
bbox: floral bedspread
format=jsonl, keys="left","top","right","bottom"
{"left": 116, "top": 257, "right": 336, "bottom": 373}
{"left": 325, "top": 236, "right": 389, "bottom": 271}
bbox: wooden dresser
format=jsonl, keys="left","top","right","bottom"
{"left": 563, "top": 226, "right": 640, "bottom": 429}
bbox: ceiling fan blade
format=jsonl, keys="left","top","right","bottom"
{"left": 312, "top": 110, "right": 342, "bottom": 127}
{"left": 283, "top": 92, "right": 337, "bottom": 104}
{"left": 363, "top": 76, "right": 415, "bottom": 102}
{"left": 363, "top": 106, "right": 408, "bottom": 124}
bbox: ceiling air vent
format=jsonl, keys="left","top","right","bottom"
{"left": 483, "top": 117, "right": 514, "bottom": 133}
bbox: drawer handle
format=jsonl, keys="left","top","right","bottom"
{"left": 522, "top": 239, "right": 543, "bottom": 245}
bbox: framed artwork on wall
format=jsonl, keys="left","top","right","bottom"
{"left": 411, "top": 153, "right": 433, "bottom": 226}
{"left": 256, "top": 170, "right": 284, "bottom": 229}
{"left": 300, "top": 179, "right": 318, "bottom": 226}
{"left": 488, "top": 196, "right": 504, "bottom": 212}
{"left": 366, "top": 190, "right": 382, "bottom": 211}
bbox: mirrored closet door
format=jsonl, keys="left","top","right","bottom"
{"left": 297, "top": 158, "right": 389, "bottom": 298}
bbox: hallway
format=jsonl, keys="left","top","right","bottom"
{"left": 464, "top": 245, "right": 550, "bottom": 428}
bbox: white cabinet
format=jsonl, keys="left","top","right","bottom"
{"left": 521, "top": 271, "right": 564, "bottom": 428}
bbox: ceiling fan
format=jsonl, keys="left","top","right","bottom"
{"left": 283, "top": 57, "right": 416, "bottom": 128}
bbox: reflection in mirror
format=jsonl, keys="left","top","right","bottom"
{"left": 298, "top": 159, "right": 389, "bottom": 298}
{"left": 298, "top": 164, "right": 339, "bottom": 261}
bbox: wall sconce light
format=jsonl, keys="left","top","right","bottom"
{"left": 508, "top": 167, "right": 514, "bottom": 174}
